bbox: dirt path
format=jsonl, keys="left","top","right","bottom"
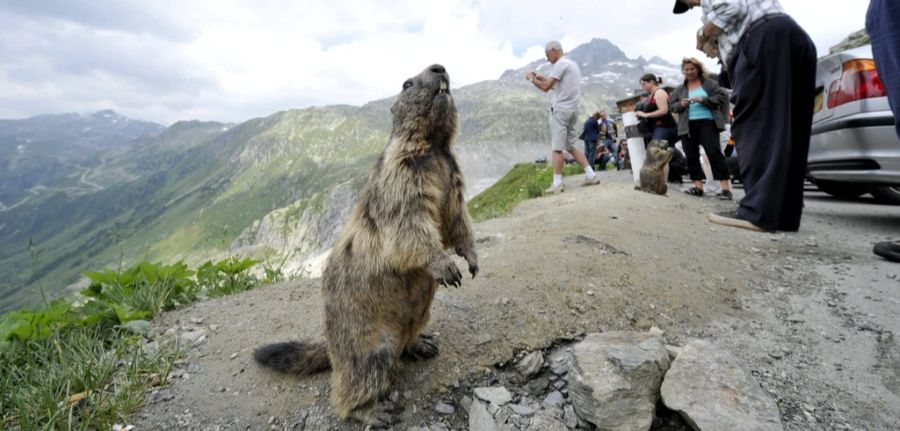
{"left": 135, "top": 171, "right": 900, "bottom": 430}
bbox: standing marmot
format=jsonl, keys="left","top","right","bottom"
{"left": 640, "top": 139, "right": 674, "bottom": 195}
{"left": 254, "top": 64, "right": 479, "bottom": 427}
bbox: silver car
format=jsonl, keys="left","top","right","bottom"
{"left": 808, "top": 45, "right": 900, "bottom": 204}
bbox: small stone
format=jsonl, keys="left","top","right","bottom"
{"left": 495, "top": 407, "right": 513, "bottom": 426}
{"left": 542, "top": 391, "right": 564, "bottom": 408}
{"left": 550, "top": 358, "right": 568, "bottom": 375}
{"left": 460, "top": 396, "right": 474, "bottom": 413}
{"left": 229, "top": 352, "right": 238, "bottom": 360}
{"left": 509, "top": 403, "right": 537, "bottom": 417}
{"left": 178, "top": 330, "right": 207, "bottom": 346}
{"left": 564, "top": 405, "right": 578, "bottom": 429}
{"left": 665, "top": 344, "right": 682, "bottom": 359}
{"left": 474, "top": 387, "right": 512, "bottom": 406}
{"left": 527, "top": 376, "right": 550, "bottom": 392}
{"left": 189, "top": 317, "right": 205, "bottom": 324}
{"left": 515, "top": 351, "right": 544, "bottom": 377}
{"left": 553, "top": 379, "right": 566, "bottom": 390}
{"left": 586, "top": 290, "right": 595, "bottom": 296}
{"left": 435, "top": 402, "right": 455, "bottom": 415}
{"left": 649, "top": 326, "right": 665, "bottom": 337}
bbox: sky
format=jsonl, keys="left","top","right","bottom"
{"left": 0, "top": 0, "right": 870, "bottom": 125}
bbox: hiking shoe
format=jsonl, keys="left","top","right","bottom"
{"left": 580, "top": 175, "right": 601, "bottom": 187}
{"left": 708, "top": 210, "right": 771, "bottom": 233}
{"left": 544, "top": 183, "right": 565, "bottom": 194}
{"left": 874, "top": 241, "right": 900, "bottom": 263}
{"left": 717, "top": 190, "right": 733, "bottom": 201}
{"left": 684, "top": 187, "right": 703, "bottom": 197}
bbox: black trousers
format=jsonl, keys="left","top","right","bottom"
{"left": 682, "top": 119, "right": 729, "bottom": 182}
{"left": 728, "top": 16, "right": 817, "bottom": 231}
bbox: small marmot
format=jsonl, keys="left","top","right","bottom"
{"left": 640, "top": 140, "right": 674, "bottom": 195}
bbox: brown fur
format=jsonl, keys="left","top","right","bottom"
{"left": 640, "top": 139, "right": 674, "bottom": 195}
{"left": 253, "top": 64, "right": 478, "bottom": 427}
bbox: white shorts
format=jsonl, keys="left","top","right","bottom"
{"left": 549, "top": 108, "right": 579, "bottom": 153}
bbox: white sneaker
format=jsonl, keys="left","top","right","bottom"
{"left": 580, "top": 175, "right": 601, "bottom": 187}
{"left": 544, "top": 183, "right": 565, "bottom": 194}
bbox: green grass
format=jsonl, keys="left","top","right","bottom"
{"left": 0, "top": 258, "right": 261, "bottom": 429}
{"left": 467, "top": 163, "right": 584, "bottom": 222}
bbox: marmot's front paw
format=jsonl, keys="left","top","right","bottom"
{"left": 456, "top": 247, "right": 479, "bottom": 279}
{"left": 430, "top": 256, "right": 462, "bottom": 288}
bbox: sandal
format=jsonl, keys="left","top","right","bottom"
{"left": 684, "top": 187, "right": 704, "bottom": 197}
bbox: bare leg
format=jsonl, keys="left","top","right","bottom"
{"left": 570, "top": 149, "right": 591, "bottom": 169}
{"left": 551, "top": 150, "right": 565, "bottom": 175}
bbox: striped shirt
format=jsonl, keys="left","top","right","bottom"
{"left": 701, "top": 0, "right": 786, "bottom": 64}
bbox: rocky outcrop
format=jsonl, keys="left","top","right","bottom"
{"left": 660, "top": 340, "right": 783, "bottom": 431}
{"left": 566, "top": 332, "right": 671, "bottom": 431}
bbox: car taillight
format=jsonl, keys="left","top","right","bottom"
{"left": 827, "top": 59, "right": 887, "bottom": 109}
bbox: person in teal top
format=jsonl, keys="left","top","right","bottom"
{"left": 669, "top": 57, "right": 733, "bottom": 199}
{"left": 687, "top": 87, "right": 715, "bottom": 120}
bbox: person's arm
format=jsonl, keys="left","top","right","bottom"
{"left": 637, "top": 89, "right": 670, "bottom": 118}
{"left": 526, "top": 71, "right": 558, "bottom": 93}
{"left": 700, "top": 81, "right": 728, "bottom": 108}
{"left": 670, "top": 86, "right": 689, "bottom": 113}
{"left": 703, "top": 0, "right": 746, "bottom": 37}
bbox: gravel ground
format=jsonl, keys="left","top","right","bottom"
{"left": 134, "top": 170, "right": 900, "bottom": 430}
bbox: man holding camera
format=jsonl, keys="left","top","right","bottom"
{"left": 527, "top": 41, "right": 601, "bottom": 194}
{"left": 673, "top": 0, "right": 816, "bottom": 233}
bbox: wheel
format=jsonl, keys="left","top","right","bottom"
{"left": 814, "top": 180, "right": 867, "bottom": 199}
{"left": 869, "top": 185, "right": 900, "bottom": 205}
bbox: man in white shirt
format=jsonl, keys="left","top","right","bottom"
{"left": 673, "top": 0, "right": 816, "bottom": 233}
{"left": 527, "top": 41, "right": 601, "bottom": 194}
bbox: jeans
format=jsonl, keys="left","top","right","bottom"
{"left": 584, "top": 140, "right": 599, "bottom": 169}
{"left": 651, "top": 126, "right": 678, "bottom": 146}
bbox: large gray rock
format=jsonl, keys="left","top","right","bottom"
{"left": 660, "top": 340, "right": 783, "bottom": 431}
{"left": 566, "top": 332, "right": 670, "bottom": 431}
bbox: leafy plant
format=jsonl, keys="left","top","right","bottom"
{"left": 196, "top": 257, "right": 260, "bottom": 297}
{"left": 82, "top": 262, "right": 196, "bottom": 317}
{"left": 0, "top": 257, "right": 259, "bottom": 429}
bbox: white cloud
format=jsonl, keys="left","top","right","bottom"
{"left": 0, "top": 0, "right": 871, "bottom": 125}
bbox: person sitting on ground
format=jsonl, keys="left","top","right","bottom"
{"left": 670, "top": 57, "right": 733, "bottom": 200}
{"left": 596, "top": 144, "right": 617, "bottom": 171}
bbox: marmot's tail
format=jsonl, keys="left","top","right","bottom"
{"left": 253, "top": 341, "right": 331, "bottom": 375}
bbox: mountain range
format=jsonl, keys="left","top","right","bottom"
{"left": 0, "top": 38, "right": 683, "bottom": 312}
